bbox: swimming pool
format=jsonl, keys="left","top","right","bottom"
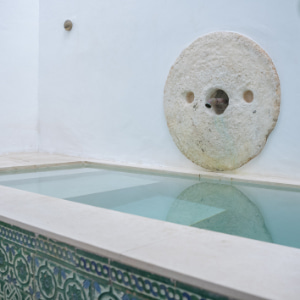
{"left": 0, "top": 154, "right": 299, "bottom": 300}
{"left": 1, "top": 166, "right": 299, "bottom": 249}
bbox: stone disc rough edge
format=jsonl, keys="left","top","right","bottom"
{"left": 164, "top": 31, "right": 281, "bottom": 171}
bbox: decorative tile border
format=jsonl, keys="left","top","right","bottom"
{"left": 0, "top": 221, "right": 231, "bottom": 300}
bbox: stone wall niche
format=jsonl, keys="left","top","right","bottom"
{"left": 164, "top": 32, "right": 281, "bottom": 171}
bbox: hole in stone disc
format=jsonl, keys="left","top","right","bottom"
{"left": 206, "top": 89, "right": 229, "bottom": 115}
{"left": 243, "top": 90, "right": 254, "bottom": 103}
{"left": 186, "top": 91, "right": 194, "bottom": 103}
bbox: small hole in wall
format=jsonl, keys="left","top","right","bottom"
{"left": 205, "top": 89, "right": 229, "bottom": 115}
{"left": 185, "top": 91, "right": 194, "bottom": 103}
{"left": 243, "top": 90, "right": 254, "bottom": 103}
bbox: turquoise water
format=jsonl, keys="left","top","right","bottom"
{"left": 0, "top": 167, "right": 299, "bottom": 249}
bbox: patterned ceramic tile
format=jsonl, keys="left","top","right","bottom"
{"left": 174, "top": 281, "right": 229, "bottom": 300}
{"left": 0, "top": 238, "right": 34, "bottom": 299}
{"left": 0, "top": 278, "right": 33, "bottom": 300}
{"left": 109, "top": 260, "right": 218, "bottom": 300}
{"left": 0, "top": 221, "right": 231, "bottom": 300}
{"left": 110, "top": 260, "right": 174, "bottom": 300}
{"left": 0, "top": 221, "right": 36, "bottom": 251}
{"left": 34, "top": 253, "right": 75, "bottom": 300}
{"left": 36, "top": 235, "right": 76, "bottom": 268}
{"left": 75, "top": 249, "right": 110, "bottom": 282}
{"left": 74, "top": 269, "right": 111, "bottom": 300}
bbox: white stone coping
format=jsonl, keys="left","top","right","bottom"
{"left": 1, "top": 152, "right": 300, "bottom": 188}
{"left": 0, "top": 153, "right": 300, "bottom": 300}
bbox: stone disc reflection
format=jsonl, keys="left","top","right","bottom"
{"left": 167, "top": 182, "right": 272, "bottom": 243}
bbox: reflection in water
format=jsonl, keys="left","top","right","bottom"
{"left": 167, "top": 182, "right": 273, "bottom": 243}
{"left": 0, "top": 166, "right": 274, "bottom": 243}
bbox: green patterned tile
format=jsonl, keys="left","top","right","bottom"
{"left": 0, "top": 221, "right": 12, "bottom": 230}
{"left": 0, "top": 222, "right": 36, "bottom": 250}
{"left": 110, "top": 261, "right": 176, "bottom": 300}
{"left": 36, "top": 235, "right": 76, "bottom": 270}
{"left": 0, "top": 220, "right": 231, "bottom": 300}
{"left": 110, "top": 260, "right": 173, "bottom": 286}
{"left": 34, "top": 254, "right": 74, "bottom": 300}
{"left": 174, "top": 281, "right": 230, "bottom": 300}
{"left": 74, "top": 271, "right": 111, "bottom": 300}
{"left": 0, "top": 240, "right": 9, "bottom": 279}
{"left": 34, "top": 253, "right": 113, "bottom": 300}
{"left": 0, "top": 278, "right": 33, "bottom": 300}
{"left": 75, "top": 248, "right": 110, "bottom": 284}
{"left": 0, "top": 239, "right": 35, "bottom": 299}
{"left": 112, "top": 283, "right": 156, "bottom": 300}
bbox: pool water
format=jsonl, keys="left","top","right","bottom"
{"left": 0, "top": 167, "right": 299, "bottom": 249}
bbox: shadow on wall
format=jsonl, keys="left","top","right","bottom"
{"left": 168, "top": 182, "right": 273, "bottom": 243}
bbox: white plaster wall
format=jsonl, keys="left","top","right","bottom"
{"left": 38, "top": 0, "right": 300, "bottom": 180}
{"left": 0, "top": 0, "right": 39, "bottom": 153}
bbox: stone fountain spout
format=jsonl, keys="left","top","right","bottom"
{"left": 205, "top": 98, "right": 229, "bottom": 115}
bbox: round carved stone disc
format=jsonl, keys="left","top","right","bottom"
{"left": 164, "top": 32, "right": 280, "bottom": 171}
